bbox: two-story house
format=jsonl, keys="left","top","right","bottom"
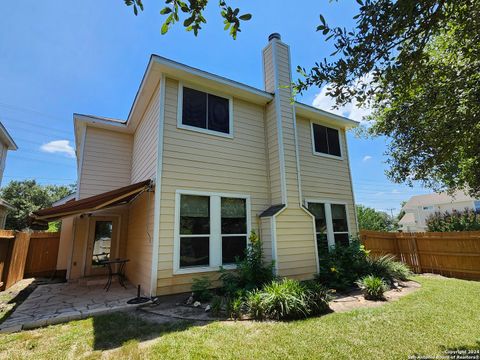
{"left": 0, "top": 122, "right": 17, "bottom": 229}
{"left": 399, "top": 191, "right": 480, "bottom": 232}
{"left": 32, "top": 34, "right": 358, "bottom": 296}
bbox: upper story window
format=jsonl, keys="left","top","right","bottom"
{"left": 178, "top": 84, "right": 233, "bottom": 137}
{"left": 311, "top": 123, "right": 342, "bottom": 158}
{"left": 422, "top": 205, "right": 434, "bottom": 211}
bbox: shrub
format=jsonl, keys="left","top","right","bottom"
{"left": 356, "top": 275, "right": 389, "bottom": 300}
{"left": 191, "top": 276, "right": 213, "bottom": 302}
{"left": 226, "top": 294, "right": 244, "bottom": 319}
{"left": 219, "top": 230, "right": 275, "bottom": 296}
{"left": 426, "top": 208, "right": 480, "bottom": 232}
{"left": 315, "top": 239, "right": 371, "bottom": 291}
{"left": 210, "top": 296, "right": 223, "bottom": 316}
{"left": 245, "top": 279, "right": 332, "bottom": 321}
{"left": 302, "top": 280, "right": 332, "bottom": 316}
{"left": 256, "top": 278, "right": 310, "bottom": 320}
{"left": 366, "top": 255, "right": 412, "bottom": 284}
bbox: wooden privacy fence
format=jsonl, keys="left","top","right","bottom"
{"left": 0, "top": 230, "right": 30, "bottom": 291}
{"left": 0, "top": 231, "right": 60, "bottom": 290}
{"left": 360, "top": 230, "right": 480, "bottom": 281}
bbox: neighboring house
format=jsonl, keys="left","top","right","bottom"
{"left": 399, "top": 191, "right": 480, "bottom": 232}
{"left": 32, "top": 34, "right": 359, "bottom": 296}
{"left": 0, "top": 122, "right": 17, "bottom": 229}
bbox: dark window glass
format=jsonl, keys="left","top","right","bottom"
{"left": 316, "top": 233, "right": 329, "bottom": 256}
{"left": 308, "top": 203, "right": 327, "bottom": 234}
{"left": 334, "top": 233, "right": 350, "bottom": 247}
{"left": 92, "top": 221, "right": 112, "bottom": 266}
{"left": 327, "top": 128, "right": 341, "bottom": 156}
{"left": 182, "top": 87, "right": 207, "bottom": 129}
{"left": 222, "top": 236, "right": 247, "bottom": 264}
{"left": 331, "top": 204, "right": 348, "bottom": 232}
{"left": 312, "top": 124, "right": 328, "bottom": 154}
{"left": 180, "top": 195, "right": 210, "bottom": 235}
{"left": 312, "top": 123, "right": 341, "bottom": 157}
{"left": 180, "top": 237, "right": 209, "bottom": 267}
{"left": 208, "top": 94, "right": 229, "bottom": 134}
{"left": 221, "top": 198, "right": 246, "bottom": 234}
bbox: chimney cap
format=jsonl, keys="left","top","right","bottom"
{"left": 268, "top": 33, "right": 281, "bottom": 41}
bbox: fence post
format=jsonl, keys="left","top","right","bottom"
{"left": 411, "top": 234, "right": 423, "bottom": 273}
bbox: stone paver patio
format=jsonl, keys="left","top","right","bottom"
{"left": 0, "top": 281, "right": 147, "bottom": 333}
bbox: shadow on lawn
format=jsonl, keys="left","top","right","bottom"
{"left": 441, "top": 341, "right": 480, "bottom": 352}
{"left": 92, "top": 312, "right": 205, "bottom": 351}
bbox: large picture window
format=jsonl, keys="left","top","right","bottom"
{"left": 179, "top": 195, "right": 210, "bottom": 268}
{"left": 175, "top": 191, "right": 250, "bottom": 272}
{"left": 221, "top": 197, "right": 247, "bottom": 264}
{"left": 308, "top": 201, "right": 350, "bottom": 253}
{"left": 311, "top": 123, "right": 342, "bottom": 157}
{"left": 180, "top": 86, "right": 232, "bottom": 136}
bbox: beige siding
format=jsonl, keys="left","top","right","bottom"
{"left": 275, "top": 207, "right": 317, "bottom": 279}
{"left": 156, "top": 78, "right": 270, "bottom": 295}
{"left": 131, "top": 84, "right": 160, "bottom": 183}
{"left": 260, "top": 217, "right": 273, "bottom": 263}
{"left": 79, "top": 127, "right": 133, "bottom": 199}
{"left": 297, "top": 116, "right": 357, "bottom": 234}
{"left": 126, "top": 191, "right": 153, "bottom": 293}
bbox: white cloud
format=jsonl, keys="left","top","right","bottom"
{"left": 311, "top": 76, "right": 374, "bottom": 123}
{"left": 391, "top": 189, "right": 400, "bottom": 194}
{"left": 362, "top": 155, "right": 372, "bottom": 162}
{"left": 40, "top": 140, "right": 75, "bottom": 158}
{"left": 374, "top": 191, "right": 385, "bottom": 196}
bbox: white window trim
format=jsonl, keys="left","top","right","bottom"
{"left": 305, "top": 199, "right": 351, "bottom": 250}
{"left": 177, "top": 81, "right": 234, "bottom": 139}
{"left": 310, "top": 121, "right": 344, "bottom": 160}
{"left": 173, "top": 189, "right": 251, "bottom": 275}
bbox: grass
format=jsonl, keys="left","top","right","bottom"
{"left": 0, "top": 276, "right": 479, "bottom": 359}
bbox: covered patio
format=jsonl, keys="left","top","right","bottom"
{"left": 29, "top": 180, "right": 155, "bottom": 296}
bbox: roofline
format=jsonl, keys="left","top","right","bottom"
{"left": 152, "top": 54, "right": 273, "bottom": 101}
{"left": 295, "top": 102, "right": 359, "bottom": 129}
{"left": 0, "top": 122, "right": 18, "bottom": 150}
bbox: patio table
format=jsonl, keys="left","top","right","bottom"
{"left": 99, "top": 258, "right": 130, "bottom": 291}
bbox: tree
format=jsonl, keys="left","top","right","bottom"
{"left": 123, "top": 0, "right": 252, "bottom": 39}
{"left": 356, "top": 205, "right": 397, "bottom": 231}
{"left": 426, "top": 209, "right": 480, "bottom": 232}
{"left": 124, "top": 1, "right": 480, "bottom": 196}
{"left": 0, "top": 180, "right": 76, "bottom": 231}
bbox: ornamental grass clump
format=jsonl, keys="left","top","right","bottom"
{"left": 366, "top": 255, "right": 412, "bottom": 284}
{"left": 356, "top": 275, "right": 389, "bottom": 301}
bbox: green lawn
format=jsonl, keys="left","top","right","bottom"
{"left": 0, "top": 276, "right": 479, "bottom": 359}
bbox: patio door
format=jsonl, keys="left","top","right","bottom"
{"left": 85, "top": 216, "right": 119, "bottom": 276}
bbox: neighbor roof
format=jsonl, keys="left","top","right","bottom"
{"left": 403, "top": 191, "right": 476, "bottom": 209}
{"left": 398, "top": 212, "right": 416, "bottom": 225}
{"left": 0, "top": 122, "right": 17, "bottom": 150}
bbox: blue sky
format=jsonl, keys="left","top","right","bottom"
{"left": 0, "top": 0, "right": 429, "bottom": 214}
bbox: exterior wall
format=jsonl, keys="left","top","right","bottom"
{"left": 0, "top": 207, "right": 7, "bottom": 229}
{"left": 0, "top": 141, "right": 7, "bottom": 186}
{"left": 275, "top": 208, "right": 317, "bottom": 279}
{"left": 131, "top": 85, "right": 160, "bottom": 183}
{"left": 260, "top": 216, "right": 273, "bottom": 263}
{"left": 156, "top": 78, "right": 270, "bottom": 295}
{"left": 57, "top": 216, "right": 74, "bottom": 272}
{"left": 297, "top": 116, "right": 357, "bottom": 234}
{"left": 125, "top": 191, "right": 154, "bottom": 294}
{"left": 78, "top": 127, "right": 133, "bottom": 199}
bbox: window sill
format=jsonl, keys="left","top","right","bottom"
{"left": 177, "top": 123, "right": 233, "bottom": 139}
{"left": 312, "top": 151, "right": 343, "bottom": 160}
{"left": 173, "top": 264, "right": 237, "bottom": 275}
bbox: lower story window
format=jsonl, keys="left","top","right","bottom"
{"left": 176, "top": 192, "right": 250, "bottom": 271}
{"left": 308, "top": 202, "right": 350, "bottom": 252}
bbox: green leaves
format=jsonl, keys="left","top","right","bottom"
{"left": 124, "top": 0, "right": 251, "bottom": 39}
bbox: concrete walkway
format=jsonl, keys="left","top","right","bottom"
{"left": 0, "top": 282, "right": 147, "bottom": 333}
